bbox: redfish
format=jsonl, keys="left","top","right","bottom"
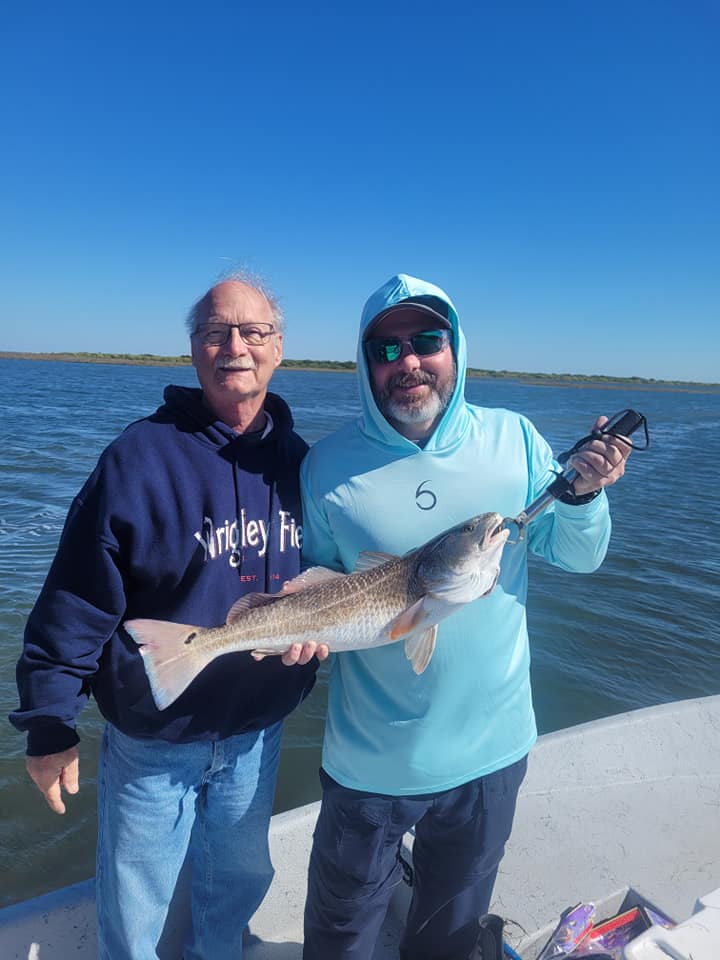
{"left": 125, "top": 512, "right": 509, "bottom": 710}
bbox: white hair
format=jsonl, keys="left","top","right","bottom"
{"left": 185, "top": 268, "right": 285, "bottom": 336}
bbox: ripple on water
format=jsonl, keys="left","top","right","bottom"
{"left": 1, "top": 360, "right": 719, "bottom": 906}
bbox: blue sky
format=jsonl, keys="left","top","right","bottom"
{"left": 1, "top": 2, "right": 718, "bottom": 382}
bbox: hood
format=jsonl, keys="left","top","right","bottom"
{"left": 357, "top": 273, "right": 469, "bottom": 452}
{"left": 158, "top": 385, "right": 296, "bottom": 449}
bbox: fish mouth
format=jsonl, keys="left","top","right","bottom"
{"left": 483, "top": 514, "right": 510, "bottom": 549}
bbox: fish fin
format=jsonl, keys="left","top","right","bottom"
{"left": 124, "top": 618, "right": 215, "bottom": 711}
{"left": 404, "top": 625, "right": 438, "bottom": 674}
{"left": 386, "top": 598, "right": 432, "bottom": 641}
{"left": 279, "top": 566, "right": 346, "bottom": 594}
{"left": 226, "top": 592, "right": 280, "bottom": 622}
{"left": 250, "top": 648, "right": 283, "bottom": 660}
{"left": 353, "top": 551, "right": 397, "bottom": 572}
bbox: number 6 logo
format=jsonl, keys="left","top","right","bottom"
{"left": 415, "top": 480, "right": 437, "bottom": 511}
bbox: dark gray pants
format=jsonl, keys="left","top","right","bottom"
{"left": 303, "top": 756, "right": 527, "bottom": 960}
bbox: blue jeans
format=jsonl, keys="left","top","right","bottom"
{"left": 96, "top": 721, "right": 283, "bottom": 960}
{"left": 303, "top": 757, "right": 528, "bottom": 960}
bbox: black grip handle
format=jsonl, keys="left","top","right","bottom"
{"left": 603, "top": 408, "right": 645, "bottom": 438}
{"left": 558, "top": 408, "right": 649, "bottom": 467}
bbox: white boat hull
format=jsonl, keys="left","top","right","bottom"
{"left": 2, "top": 695, "right": 719, "bottom": 959}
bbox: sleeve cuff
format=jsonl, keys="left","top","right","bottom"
{"left": 26, "top": 724, "right": 81, "bottom": 757}
{"left": 553, "top": 489, "right": 608, "bottom": 517}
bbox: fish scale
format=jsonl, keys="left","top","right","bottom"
{"left": 216, "top": 557, "right": 415, "bottom": 651}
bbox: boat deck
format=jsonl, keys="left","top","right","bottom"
{"left": 1, "top": 695, "right": 719, "bottom": 959}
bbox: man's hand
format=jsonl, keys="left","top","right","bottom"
{"left": 280, "top": 641, "right": 330, "bottom": 666}
{"left": 570, "top": 415, "right": 632, "bottom": 496}
{"left": 26, "top": 746, "right": 80, "bottom": 815}
{"left": 252, "top": 641, "right": 331, "bottom": 666}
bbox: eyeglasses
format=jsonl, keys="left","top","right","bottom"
{"left": 365, "top": 329, "right": 450, "bottom": 365}
{"left": 193, "top": 322, "right": 276, "bottom": 346}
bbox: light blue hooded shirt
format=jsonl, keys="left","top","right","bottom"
{"left": 300, "top": 274, "right": 611, "bottom": 794}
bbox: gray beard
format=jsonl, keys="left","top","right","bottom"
{"left": 374, "top": 366, "right": 456, "bottom": 427}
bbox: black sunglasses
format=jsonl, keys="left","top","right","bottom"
{"left": 365, "top": 329, "right": 451, "bottom": 365}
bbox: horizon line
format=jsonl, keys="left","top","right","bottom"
{"left": 0, "top": 350, "right": 717, "bottom": 390}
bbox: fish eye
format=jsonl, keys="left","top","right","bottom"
{"left": 463, "top": 523, "right": 475, "bottom": 533}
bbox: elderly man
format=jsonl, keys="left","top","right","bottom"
{"left": 10, "top": 275, "right": 317, "bottom": 959}
{"left": 297, "top": 273, "right": 632, "bottom": 960}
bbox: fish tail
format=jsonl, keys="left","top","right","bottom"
{"left": 124, "top": 618, "right": 215, "bottom": 711}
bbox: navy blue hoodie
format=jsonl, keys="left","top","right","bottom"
{"left": 11, "top": 385, "right": 316, "bottom": 756}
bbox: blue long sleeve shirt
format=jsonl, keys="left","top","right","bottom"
{"left": 300, "top": 274, "right": 611, "bottom": 794}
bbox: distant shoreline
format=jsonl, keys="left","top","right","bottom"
{"left": 1, "top": 351, "right": 718, "bottom": 393}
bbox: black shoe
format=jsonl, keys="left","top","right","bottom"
{"left": 470, "top": 914, "right": 505, "bottom": 960}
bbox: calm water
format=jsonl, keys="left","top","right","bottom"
{"left": 1, "top": 358, "right": 719, "bottom": 907}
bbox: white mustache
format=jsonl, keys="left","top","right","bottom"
{"left": 218, "top": 360, "right": 257, "bottom": 371}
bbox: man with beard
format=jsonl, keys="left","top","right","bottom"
{"left": 295, "top": 273, "right": 632, "bottom": 959}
